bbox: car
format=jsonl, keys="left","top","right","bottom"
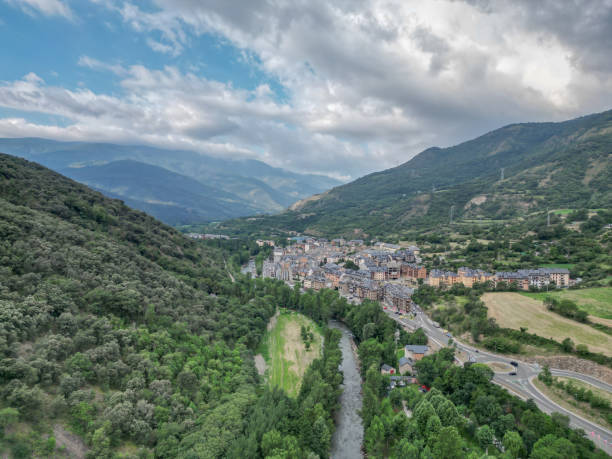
{"left": 510, "top": 361, "right": 518, "bottom": 367}
{"left": 475, "top": 350, "right": 479, "bottom": 353}
{"left": 509, "top": 371, "right": 517, "bottom": 376}
{"left": 383, "top": 306, "right": 387, "bottom": 309}
{"left": 446, "top": 332, "right": 452, "bottom": 338}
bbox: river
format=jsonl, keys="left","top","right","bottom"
{"left": 329, "top": 320, "right": 363, "bottom": 459}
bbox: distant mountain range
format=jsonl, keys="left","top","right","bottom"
{"left": 0, "top": 138, "right": 341, "bottom": 225}
{"left": 217, "top": 109, "right": 612, "bottom": 238}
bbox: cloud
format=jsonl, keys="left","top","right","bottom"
{"left": 2, "top": 0, "right": 612, "bottom": 178}
{"left": 78, "top": 56, "right": 127, "bottom": 76}
{"left": 4, "top": 0, "right": 74, "bottom": 20}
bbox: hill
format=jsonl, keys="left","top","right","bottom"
{"left": 0, "top": 138, "right": 341, "bottom": 223}
{"left": 0, "top": 153, "right": 342, "bottom": 457}
{"left": 217, "top": 110, "right": 612, "bottom": 238}
{"left": 59, "top": 159, "right": 258, "bottom": 225}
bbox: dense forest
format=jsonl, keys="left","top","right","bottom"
{"left": 0, "top": 154, "right": 342, "bottom": 458}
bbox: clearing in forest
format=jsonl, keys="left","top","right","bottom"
{"left": 483, "top": 292, "right": 612, "bottom": 357}
{"left": 260, "top": 310, "right": 323, "bottom": 397}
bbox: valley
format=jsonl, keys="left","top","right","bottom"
{"left": 2, "top": 3, "right": 612, "bottom": 458}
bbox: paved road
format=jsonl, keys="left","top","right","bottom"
{"left": 384, "top": 307, "right": 612, "bottom": 452}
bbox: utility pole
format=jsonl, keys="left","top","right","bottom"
{"left": 500, "top": 168, "right": 505, "bottom": 180}
{"left": 450, "top": 205, "right": 455, "bottom": 225}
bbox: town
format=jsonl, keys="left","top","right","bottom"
{"left": 247, "top": 236, "right": 574, "bottom": 312}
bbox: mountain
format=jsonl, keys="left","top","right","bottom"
{"left": 58, "top": 159, "right": 258, "bottom": 225}
{"left": 0, "top": 153, "right": 347, "bottom": 457}
{"left": 0, "top": 138, "right": 342, "bottom": 223}
{"left": 217, "top": 109, "right": 612, "bottom": 238}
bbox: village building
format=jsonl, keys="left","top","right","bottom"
{"left": 385, "top": 284, "right": 414, "bottom": 311}
{"left": 381, "top": 364, "right": 396, "bottom": 375}
{"left": 401, "top": 263, "right": 427, "bottom": 280}
{"left": 404, "top": 345, "right": 429, "bottom": 361}
{"left": 399, "top": 356, "right": 414, "bottom": 375}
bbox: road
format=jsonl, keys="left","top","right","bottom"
{"left": 384, "top": 307, "right": 612, "bottom": 452}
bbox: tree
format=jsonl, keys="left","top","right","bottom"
{"left": 476, "top": 425, "right": 495, "bottom": 453}
{"left": 561, "top": 337, "right": 574, "bottom": 353}
{"left": 530, "top": 434, "right": 576, "bottom": 459}
{"left": 576, "top": 344, "right": 589, "bottom": 356}
{"left": 502, "top": 430, "right": 523, "bottom": 458}
{"left": 433, "top": 426, "right": 464, "bottom": 459}
{"left": 414, "top": 399, "right": 436, "bottom": 434}
{"left": 365, "top": 415, "right": 385, "bottom": 457}
{"left": 344, "top": 260, "right": 359, "bottom": 270}
{"left": 394, "top": 438, "right": 420, "bottom": 459}
{"left": 0, "top": 407, "right": 19, "bottom": 432}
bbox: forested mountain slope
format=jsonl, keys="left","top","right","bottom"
{"left": 60, "top": 159, "right": 259, "bottom": 225}
{"left": 0, "top": 138, "right": 342, "bottom": 223}
{"left": 0, "top": 154, "right": 340, "bottom": 458}
{"left": 218, "top": 110, "right": 612, "bottom": 238}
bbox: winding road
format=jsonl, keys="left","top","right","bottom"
{"left": 384, "top": 307, "right": 612, "bottom": 452}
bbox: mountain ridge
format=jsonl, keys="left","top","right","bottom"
{"left": 0, "top": 137, "right": 342, "bottom": 223}
{"left": 217, "top": 109, "right": 612, "bottom": 238}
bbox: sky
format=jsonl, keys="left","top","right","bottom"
{"left": 0, "top": 0, "right": 611, "bottom": 180}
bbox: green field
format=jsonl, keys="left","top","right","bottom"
{"left": 259, "top": 310, "right": 322, "bottom": 396}
{"left": 483, "top": 292, "right": 612, "bottom": 356}
{"left": 521, "top": 287, "right": 612, "bottom": 319}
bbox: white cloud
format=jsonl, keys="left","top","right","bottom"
{"left": 2, "top": 0, "right": 612, "bottom": 178}
{"left": 4, "top": 0, "right": 74, "bottom": 20}
{"left": 78, "top": 55, "right": 127, "bottom": 76}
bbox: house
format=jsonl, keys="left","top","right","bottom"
{"left": 495, "top": 272, "right": 530, "bottom": 290}
{"left": 546, "top": 268, "right": 570, "bottom": 288}
{"left": 385, "top": 284, "right": 414, "bottom": 311}
{"left": 387, "top": 260, "right": 401, "bottom": 280}
{"left": 404, "top": 345, "right": 429, "bottom": 361}
{"left": 458, "top": 267, "right": 494, "bottom": 287}
{"left": 381, "top": 364, "right": 396, "bottom": 375}
{"left": 370, "top": 266, "right": 388, "bottom": 281}
{"left": 356, "top": 280, "right": 383, "bottom": 301}
{"left": 399, "top": 356, "right": 413, "bottom": 374}
{"left": 401, "top": 263, "right": 427, "bottom": 280}
{"left": 427, "top": 270, "right": 459, "bottom": 288}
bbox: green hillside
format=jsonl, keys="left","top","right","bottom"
{"left": 61, "top": 159, "right": 259, "bottom": 225}
{"left": 0, "top": 154, "right": 341, "bottom": 458}
{"left": 217, "top": 110, "right": 612, "bottom": 239}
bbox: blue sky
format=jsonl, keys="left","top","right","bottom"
{"left": 0, "top": 2, "right": 284, "bottom": 96}
{"left": 0, "top": 0, "right": 611, "bottom": 179}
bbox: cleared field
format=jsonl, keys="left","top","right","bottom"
{"left": 483, "top": 292, "right": 612, "bottom": 357}
{"left": 261, "top": 310, "right": 322, "bottom": 397}
{"left": 522, "top": 287, "right": 612, "bottom": 320}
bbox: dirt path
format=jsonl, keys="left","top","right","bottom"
{"left": 254, "top": 354, "right": 267, "bottom": 376}
{"left": 267, "top": 309, "right": 280, "bottom": 331}
{"left": 223, "top": 258, "right": 235, "bottom": 283}
{"left": 53, "top": 424, "right": 87, "bottom": 458}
